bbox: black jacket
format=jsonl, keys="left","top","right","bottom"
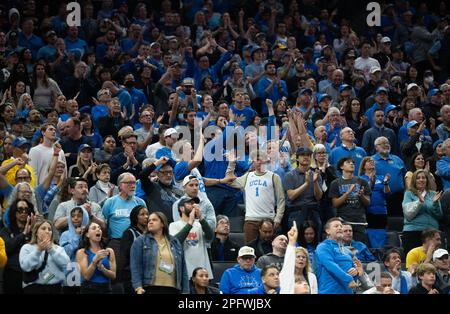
{"left": 117, "top": 227, "right": 142, "bottom": 283}
{"left": 109, "top": 151, "right": 145, "bottom": 185}
{"left": 211, "top": 237, "right": 239, "bottom": 262}
{"left": 408, "top": 283, "right": 443, "bottom": 294}
{"left": 189, "top": 281, "right": 220, "bottom": 294}
{"left": 139, "top": 164, "right": 184, "bottom": 223}
{"left": 0, "top": 226, "right": 29, "bottom": 272}
{"left": 248, "top": 236, "right": 272, "bottom": 259}
{"left": 98, "top": 115, "right": 130, "bottom": 143}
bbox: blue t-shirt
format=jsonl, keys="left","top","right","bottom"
{"left": 230, "top": 105, "right": 256, "bottom": 129}
{"left": 102, "top": 195, "right": 146, "bottom": 239}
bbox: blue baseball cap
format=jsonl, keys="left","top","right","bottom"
{"left": 317, "top": 93, "right": 332, "bottom": 103}
{"left": 339, "top": 84, "right": 351, "bottom": 93}
{"left": 298, "top": 88, "right": 313, "bottom": 97}
{"left": 376, "top": 87, "right": 389, "bottom": 94}
{"left": 155, "top": 147, "right": 177, "bottom": 170}
{"left": 385, "top": 104, "right": 399, "bottom": 114}
{"left": 78, "top": 144, "right": 93, "bottom": 153}
{"left": 406, "top": 120, "right": 419, "bottom": 129}
{"left": 12, "top": 137, "right": 30, "bottom": 148}
{"left": 433, "top": 139, "right": 443, "bottom": 151}
{"left": 427, "top": 88, "right": 442, "bottom": 98}
{"left": 251, "top": 45, "right": 263, "bottom": 57}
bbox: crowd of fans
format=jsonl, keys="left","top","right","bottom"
{"left": 0, "top": 0, "right": 449, "bottom": 295}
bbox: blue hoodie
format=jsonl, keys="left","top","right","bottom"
{"left": 59, "top": 207, "right": 89, "bottom": 261}
{"left": 220, "top": 264, "right": 262, "bottom": 294}
{"left": 315, "top": 239, "right": 355, "bottom": 294}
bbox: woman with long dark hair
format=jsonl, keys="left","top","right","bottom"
{"left": 343, "top": 97, "right": 369, "bottom": 144}
{"left": 31, "top": 62, "right": 62, "bottom": 112}
{"left": 0, "top": 199, "right": 35, "bottom": 294}
{"left": 76, "top": 221, "right": 116, "bottom": 294}
{"left": 130, "top": 211, "right": 188, "bottom": 294}
{"left": 118, "top": 205, "right": 149, "bottom": 294}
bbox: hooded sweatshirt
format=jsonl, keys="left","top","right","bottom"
{"left": 59, "top": 207, "right": 89, "bottom": 261}
{"left": 219, "top": 264, "right": 262, "bottom": 294}
{"left": 315, "top": 239, "right": 355, "bottom": 294}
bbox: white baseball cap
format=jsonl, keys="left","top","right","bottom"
{"left": 381, "top": 36, "right": 391, "bottom": 43}
{"left": 182, "top": 175, "right": 198, "bottom": 186}
{"left": 407, "top": 83, "right": 419, "bottom": 91}
{"left": 164, "top": 128, "right": 178, "bottom": 137}
{"left": 433, "top": 249, "right": 449, "bottom": 261}
{"left": 238, "top": 246, "right": 256, "bottom": 258}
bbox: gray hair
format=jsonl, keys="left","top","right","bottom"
{"left": 17, "top": 93, "right": 32, "bottom": 111}
{"left": 408, "top": 108, "right": 422, "bottom": 120}
{"left": 441, "top": 104, "right": 450, "bottom": 116}
{"left": 117, "top": 172, "right": 135, "bottom": 186}
{"left": 7, "top": 182, "right": 39, "bottom": 213}
{"left": 374, "top": 136, "right": 390, "bottom": 146}
{"left": 216, "top": 215, "right": 229, "bottom": 224}
{"left": 328, "top": 107, "right": 340, "bottom": 115}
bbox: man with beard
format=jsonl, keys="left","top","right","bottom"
{"left": 22, "top": 109, "right": 41, "bottom": 140}
{"left": 54, "top": 177, "right": 105, "bottom": 233}
{"left": 372, "top": 136, "right": 406, "bottom": 216}
{"left": 138, "top": 156, "right": 184, "bottom": 223}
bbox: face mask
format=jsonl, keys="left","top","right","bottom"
{"left": 424, "top": 76, "right": 434, "bottom": 84}
{"left": 125, "top": 81, "right": 135, "bottom": 89}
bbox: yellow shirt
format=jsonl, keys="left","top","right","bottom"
{"left": 406, "top": 246, "right": 427, "bottom": 271}
{"left": 153, "top": 237, "right": 176, "bottom": 288}
{"left": 0, "top": 237, "right": 7, "bottom": 268}
{"left": 1, "top": 158, "right": 37, "bottom": 188}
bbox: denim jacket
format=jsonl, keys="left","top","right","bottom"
{"left": 130, "top": 233, "right": 189, "bottom": 293}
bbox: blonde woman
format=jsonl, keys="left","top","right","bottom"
{"left": 68, "top": 144, "right": 97, "bottom": 187}
{"left": 16, "top": 93, "right": 34, "bottom": 118}
{"left": 402, "top": 170, "right": 443, "bottom": 256}
{"left": 19, "top": 219, "right": 70, "bottom": 294}
{"left": 280, "top": 222, "right": 318, "bottom": 294}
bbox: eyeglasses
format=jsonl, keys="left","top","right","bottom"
{"left": 240, "top": 256, "right": 255, "bottom": 261}
{"left": 16, "top": 176, "right": 31, "bottom": 182}
{"left": 19, "top": 190, "right": 32, "bottom": 194}
{"left": 121, "top": 181, "right": 136, "bottom": 185}
{"left": 17, "top": 207, "right": 29, "bottom": 213}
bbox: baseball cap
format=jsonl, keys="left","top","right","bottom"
{"left": 97, "top": 88, "right": 111, "bottom": 98}
{"left": 7, "top": 50, "right": 19, "bottom": 58}
{"left": 251, "top": 45, "right": 263, "bottom": 56}
{"left": 78, "top": 144, "right": 93, "bottom": 153}
{"left": 255, "top": 32, "right": 266, "bottom": 39}
{"left": 45, "top": 30, "right": 56, "bottom": 37}
{"left": 339, "top": 84, "right": 351, "bottom": 93}
{"left": 298, "top": 88, "right": 312, "bottom": 97}
{"left": 385, "top": 104, "right": 399, "bottom": 114}
{"left": 272, "top": 42, "right": 287, "bottom": 50}
{"left": 381, "top": 36, "right": 391, "bottom": 43}
{"left": 296, "top": 146, "right": 313, "bottom": 156}
{"left": 427, "top": 88, "right": 442, "bottom": 98}
{"left": 376, "top": 86, "right": 388, "bottom": 94}
{"left": 433, "top": 139, "right": 443, "bottom": 151}
{"left": 407, "top": 83, "right": 419, "bottom": 91}
{"left": 178, "top": 196, "right": 200, "bottom": 209}
{"left": 150, "top": 41, "right": 161, "bottom": 48}
{"left": 182, "top": 175, "right": 198, "bottom": 187}
{"left": 346, "top": 51, "right": 356, "bottom": 58}
{"left": 164, "top": 128, "right": 178, "bottom": 138}
{"left": 182, "top": 77, "right": 194, "bottom": 86}
{"left": 12, "top": 137, "right": 30, "bottom": 148}
{"left": 8, "top": 31, "right": 18, "bottom": 38}
{"left": 238, "top": 246, "right": 256, "bottom": 258}
{"left": 433, "top": 249, "right": 449, "bottom": 261}
{"left": 406, "top": 120, "right": 419, "bottom": 129}
{"left": 317, "top": 93, "right": 331, "bottom": 103}
{"left": 370, "top": 66, "right": 381, "bottom": 74}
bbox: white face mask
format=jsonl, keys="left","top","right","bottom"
{"left": 424, "top": 76, "right": 434, "bottom": 84}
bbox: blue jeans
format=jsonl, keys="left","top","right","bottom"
{"left": 288, "top": 208, "right": 322, "bottom": 242}
{"left": 206, "top": 186, "right": 239, "bottom": 217}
